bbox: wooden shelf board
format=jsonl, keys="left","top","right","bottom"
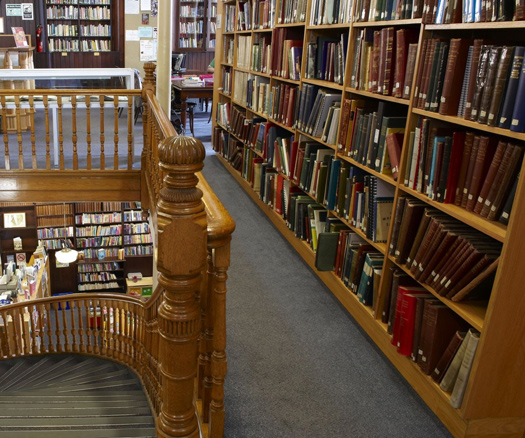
{"left": 337, "top": 214, "right": 388, "bottom": 254}
{"left": 412, "top": 108, "right": 525, "bottom": 142}
{"left": 275, "top": 22, "right": 306, "bottom": 27}
{"left": 252, "top": 28, "right": 273, "bottom": 32}
{"left": 272, "top": 76, "right": 301, "bottom": 85}
{"left": 352, "top": 18, "right": 422, "bottom": 27}
{"left": 301, "top": 78, "right": 344, "bottom": 90}
{"left": 215, "top": 153, "right": 467, "bottom": 438}
{"left": 400, "top": 185, "right": 507, "bottom": 242}
{"left": 339, "top": 154, "right": 398, "bottom": 186}
{"left": 306, "top": 23, "right": 350, "bottom": 30}
{"left": 425, "top": 21, "right": 525, "bottom": 30}
{"left": 389, "top": 256, "right": 487, "bottom": 332}
{"left": 296, "top": 129, "right": 338, "bottom": 150}
{"left": 346, "top": 87, "right": 410, "bottom": 105}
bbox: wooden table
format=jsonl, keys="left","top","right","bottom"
{"left": 171, "top": 80, "right": 213, "bottom": 135}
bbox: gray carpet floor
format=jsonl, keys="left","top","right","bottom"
{"left": 192, "top": 110, "right": 453, "bottom": 438}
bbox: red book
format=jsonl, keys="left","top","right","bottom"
{"left": 386, "top": 132, "right": 403, "bottom": 181}
{"left": 391, "top": 285, "right": 427, "bottom": 350}
{"left": 397, "top": 290, "right": 432, "bottom": 356}
{"left": 460, "top": 134, "right": 481, "bottom": 208}
{"left": 393, "top": 29, "right": 418, "bottom": 98}
{"left": 444, "top": 132, "right": 466, "bottom": 204}
{"left": 465, "top": 136, "right": 498, "bottom": 212}
{"left": 382, "top": 27, "right": 396, "bottom": 96}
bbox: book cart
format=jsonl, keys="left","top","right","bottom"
{"left": 211, "top": 0, "right": 525, "bottom": 434}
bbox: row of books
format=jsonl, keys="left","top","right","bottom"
{"left": 253, "top": 0, "right": 275, "bottom": 29}
{"left": 221, "top": 68, "right": 232, "bottom": 96}
{"left": 305, "top": 35, "right": 346, "bottom": 85}
{"left": 309, "top": 0, "right": 353, "bottom": 24}
{"left": 236, "top": 35, "right": 252, "bottom": 70}
{"left": 79, "top": 247, "right": 123, "bottom": 260}
{"left": 77, "top": 261, "right": 121, "bottom": 273}
{"left": 279, "top": 0, "right": 308, "bottom": 23}
{"left": 354, "top": 0, "right": 420, "bottom": 21}
{"left": 47, "top": 24, "right": 78, "bottom": 37}
{"left": 389, "top": 201, "right": 501, "bottom": 301}
{"left": 37, "top": 226, "right": 74, "bottom": 239}
{"left": 78, "top": 272, "right": 118, "bottom": 282}
{"left": 404, "top": 120, "right": 522, "bottom": 223}
{"left": 124, "top": 234, "right": 153, "bottom": 245}
{"left": 351, "top": 28, "right": 418, "bottom": 100}
{"left": 251, "top": 34, "right": 272, "bottom": 74}
{"left": 425, "top": 0, "right": 520, "bottom": 23}
{"left": 270, "top": 29, "right": 303, "bottom": 79}
{"left": 417, "top": 40, "right": 525, "bottom": 135}
{"left": 78, "top": 6, "right": 111, "bottom": 19}
{"left": 178, "top": 36, "right": 204, "bottom": 49}
{"left": 295, "top": 86, "right": 342, "bottom": 142}
{"left": 216, "top": 102, "right": 231, "bottom": 127}
{"left": 75, "top": 224, "right": 123, "bottom": 237}
{"left": 47, "top": 5, "right": 79, "bottom": 19}
{"left": 79, "top": 24, "right": 111, "bottom": 36}
{"left": 124, "top": 223, "right": 150, "bottom": 234}
{"left": 76, "top": 212, "right": 122, "bottom": 225}
{"left": 78, "top": 281, "right": 121, "bottom": 291}
{"left": 75, "top": 201, "right": 131, "bottom": 212}
{"left": 224, "top": 5, "right": 236, "bottom": 32}
{"left": 76, "top": 236, "right": 123, "bottom": 248}
{"left": 384, "top": 270, "right": 480, "bottom": 408}
{"left": 35, "top": 203, "right": 75, "bottom": 216}
{"left": 123, "top": 245, "right": 154, "bottom": 256}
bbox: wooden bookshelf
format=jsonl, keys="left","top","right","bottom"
{"left": 212, "top": 0, "right": 525, "bottom": 435}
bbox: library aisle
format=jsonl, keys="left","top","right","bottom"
{"left": 197, "top": 112, "right": 452, "bottom": 437}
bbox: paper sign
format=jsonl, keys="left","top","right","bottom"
{"left": 125, "top": 0, "right": 139, "bottom": 14}
{"left": 126, "top": 30, "right": 140, "bottom": 41}
{"left": 138, "top": 26, "right": 153, "bottom": 38}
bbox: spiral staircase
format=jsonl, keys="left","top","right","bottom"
{"left": 0, "top": 355, "right": 155, "bottom": 437}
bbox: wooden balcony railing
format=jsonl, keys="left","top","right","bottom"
{"left": 0, "top": 63, "right": 235, "bottom": 438}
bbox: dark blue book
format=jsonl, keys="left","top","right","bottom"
{"left": 499, "top": 46, "right": 525, "bottom": 129}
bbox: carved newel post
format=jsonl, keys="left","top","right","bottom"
{"left": 156, "top": 135, "right": 207, "bottom": 438}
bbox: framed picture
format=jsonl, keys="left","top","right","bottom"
{"left": 3, "top": 212, "right": 26, "bottom": 228}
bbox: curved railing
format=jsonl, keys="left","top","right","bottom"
{"left": 0, "top": 63, "right": 235, "bottom": 438}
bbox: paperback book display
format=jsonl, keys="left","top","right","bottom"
{"left": 211, "top": 0, "right": 525, "bottom": 433}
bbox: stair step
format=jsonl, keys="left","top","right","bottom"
{"left": 10, "top": 356, "right": 78, "bottom": 390}
{"left": 0, "top": 399, "right": 151, "bottom": 408}
{"left": 0, "top": 415, "right": 155, "bottom": 427}
{"left": 0, "top": 391, "right": 150, "bottom": 401}
{"left": 0, "top": 427, "right": 156, "bottom": 437}
{"left": 52, "top": 369, "right": 131, "bottom": 387}
{"left": 0, "top": 405, "right": 153, "bottom": 417}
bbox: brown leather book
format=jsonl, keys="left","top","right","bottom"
{"left": 431, "top": 331, "right": 466, "bottom": 383}
{"left": 473, "top": 140, "right": 507, "bottom": 215}
{"left": 516, "top": 0, "right": 525, "bottom": 19}
{"left": 477, "top": 46, "right": 502, "bottom": 125}
{"left": 382, "top": 27, "right": 396, "bottom": 96}
{"left": 411, "top": 294, "right": 435, "bottom": 362}
{"left": 409, "top": 218, "right": 443, "bottom": 277}
{"left": 389, "top": 197, "right": 407, "bottom": 257}
{"left": 470, "top": 45, "right": 491, "bottom": 122}
{"left": 405, "top": 208, "right": 433, "bottom": 267}
{"left": 460, "top": 135, "right": 481, "bottom": 208}
{"left": 418, "top": 229, "right": 460, "bottom": 284}
{"left": 486, "top": 145, "right": 523, "bottom": 220}
{"left": 337, "top": 99, "right": 352, "bottom": 152}
{"left": 394, "top": 199, "right": 426, "bottom": 265}
{"left": 465, "top": 136, "right": 497, "bottom": 212}
{"left": 414, "top": 222, "right": 453, "bottom": 281}
{"left": 424, "top": 232, "right": 464, "bottom": 286}
{"left": 370, "top": 31, "right": 381, "bottom": 93}
{"left": 416, "top": 299, "right": 440, "bottom": 366}
{"left": 402, "top": 44, "right": 419, "bottom": 100}
{"left": 429, "top": 237, "right": 469, "bottom": 290}
{"left": 464, "top": 40, "right": 486, "bottom": 120}
{"left": 454, "top": 132, "right": 474, "bottom": 206}
{"left": 439, "top": 38, "right": 472, "bottom": 116}
{"left": 440, "top": 248, "right": 485, "bottom": 297}
{"left": 447, "top": 254, "right": 499, "bottom": 300}
{"left": 386, "top": 132, "right": 403, "bottom": 181}
{"left": 418, "top": 39, "right": 439, "bottom": 109}
{"left": 418, "top": 303, "right": 466, "bottom": 375}
{"left": 487, "top": 46, "right": 515, "bottom": 127}
{"left": 285, "top": 86, "right": 296, "bottom": 127}
{"left": 413, "top": 39, "right": 429, "bottom": 106}
{"left": 435, "top": 243, "right": 476, "bottom": 295}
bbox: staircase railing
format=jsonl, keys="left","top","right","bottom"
{"left": 0, "top": 64, "right": 235, "bottom": 438}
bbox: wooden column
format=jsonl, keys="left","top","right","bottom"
{"left": 156, "top": 135, "right": 207, "bottom": 438}
{"left": 141, "top": 62, "right": 157, "bottom": 210}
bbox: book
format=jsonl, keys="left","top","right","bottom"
{"left": 386, "top": 133, "right": 403, "bottom": 181}
{"left": 498, "top": 46, "right": 525, "bottom": 129}
{"left": 396, "top": 289, "right": 431, "bottom": 356}
{"left": 510, "top": 52, "right": 525, "bottom": 132}
{"left": 487, "top": 46, "right": 514, "bottom": 127}
{"left": 440, "top": 329, "right": 474, "bottom": 392}
{"left": 12, "top": 27, "right": 28, "bottom": 48}
{"left": 449, "top": 329, "right": 480, "bottom": 408}
{"left": 431, "top": 331, "right": 466, "bottom": 383}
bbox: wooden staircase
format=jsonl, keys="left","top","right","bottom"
{"left": 0, "top": 355, "right": 156, "bottom": 437}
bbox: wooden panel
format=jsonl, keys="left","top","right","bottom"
{"left": 0, "top": 171, "right": 141, "bottom": 202}
{"left": 465, "top": 418, "right": 525, "bottom": 438}
{"left": 184, "top": 52, "right": 215, "bottom": 74}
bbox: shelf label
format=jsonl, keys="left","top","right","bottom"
{"left": 94, "top": 52, "right": 100, "bottom": 56}
{"left": 61, "top": 52, "right": 68, "bottom": 56}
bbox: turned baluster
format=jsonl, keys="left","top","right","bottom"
{"left": 127, "top": 95, "right": 133, "bottom": 170}
{"left": 1, "top": 96, "right": 10, "bottom": 170}
{"left": 29, "top": 96, "right": 37, "bottom": 169}
{"left": 14, "top": 96, "right": 23, "bottom": 170}
{"left": 99, "top": 96, "right": 105, "bottom": 169}
{"left": 70, "top": 301, "right": 78, "bottom": 353}
{"left": 37, "top": 303, "right": 47, "bottom": 353}
{"left": 61, "top": 300, "right": 70, "bottom": 353}
{"left": 77, "top": 299, "right": 85, "bottom": 353}
{"left": 43, "top": 96, "right": 50, "bottom": 170}
{"left": 85, "top": 300, "right": 93, "bottom": 354}
{"left": 30, "top": 306, "right": 39, "bottom": 354}
{"left": 19, "top": 308, "right": 29, "bottom": 355}
{"left": 57, "top": 95, "right": 64, "bottom": 170}
{"left": 45, "top": 303, "right": 55, "bottom": 353}
{"left": 114, "top": 96, "right": 119, "bottom": 169}
{"left": 72, "top": 95, "right": 78, "bottom": 169}
{"left": 0, "top": 311, "right": 11, "bottom": 357}
{"left": 86, "top": 96, "right": 92, "bottom": 170}
{"left": 93, "top": 298, "right": 101, "bottom": 356}
{"left": 156, "top": 135, "right": 207, "bottom": 438}
{"left": 11, "top": 310, "right": 21, "bottom": 357}
{"left": 210, "top": 240, "right": 231, "bottom": 438}
{"left": 52, "top": 302, "right": 62, "bottom": 353}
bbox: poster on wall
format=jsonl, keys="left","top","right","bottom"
{"left": 21, "top": 3, "right": 33, "bottom": 20}
{"left": 141, "top": 0, "right": 151, "bottom": 10}
{"left": 140, "top": 40, "right": 155, "bottom": 61}
{"left": 125, "top": 0, "right": 139, "bottom": 14}
{"left": 6, "top": 4, "right": 22, "bottom": 16}
{"left": 151, "top": 0, "right": 158, "bottom": 16}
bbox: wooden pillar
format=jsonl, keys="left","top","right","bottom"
{"left": 209, "top": 239, "right": 231, "bottom": 438}
{"left": 156, "top": 135, "right": 207, "bottom": 438}
{"left": 141, "top": 62, "right": 157, "bottom": 210}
